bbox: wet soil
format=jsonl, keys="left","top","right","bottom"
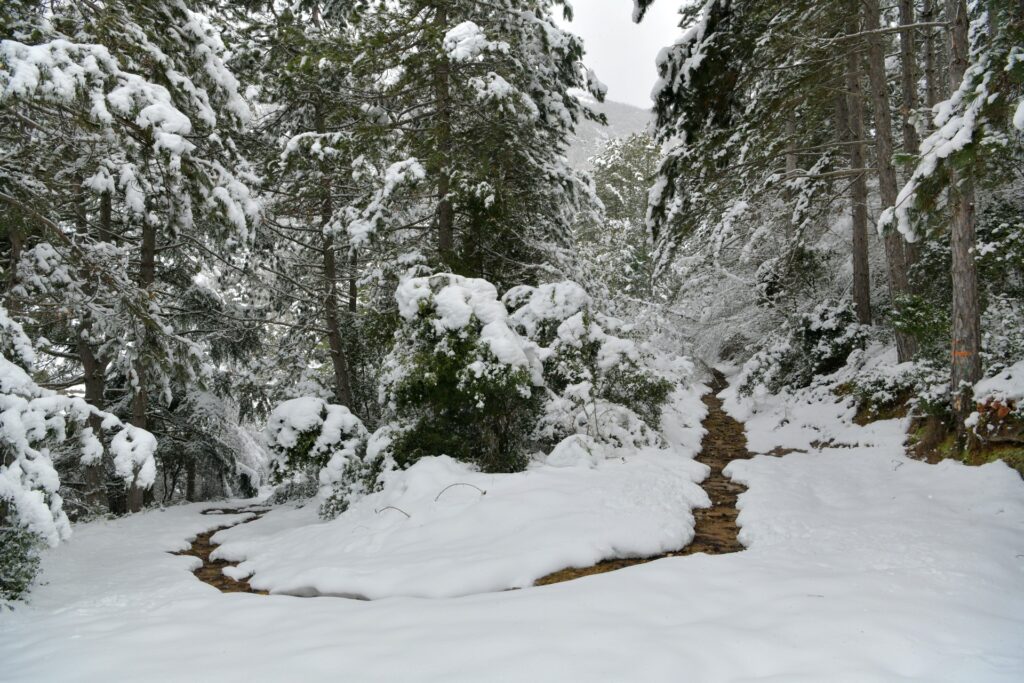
{"left": 172, "top": 507, "right": 270, "bottom": 594}
{"left": 535, "top": 371, "right": 754, "bottom": 586}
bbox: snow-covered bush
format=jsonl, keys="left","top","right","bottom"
{"left": 1, "top": 305, "right": 156, "bottom": 600}
{"left": 0, "top": 526, "right": 41, "bottom": 605}
{"left": 264, "top": 397, "right": 373, "bottom": 515}
{"left": 504, "top": 282, "right": 674, "bottom": 449}
{"left": 381, "top": 274, "right": 543, "bottom": 473}
{"left": 740, "top": 302, "right": 868, "bottom": 394}
{"left": 844, "top": 354, "right": 950, "bottom": 421}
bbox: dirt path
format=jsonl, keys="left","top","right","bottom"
{"left": 173, "top": 507, "right": 270, "bottom": 594}
{"left": 179, "top": 373, "right": 754, "bottom": 594}
{"left": 536, "top": 370, "right": 752, "bottom": 585}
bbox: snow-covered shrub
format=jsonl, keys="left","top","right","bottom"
{"left": 504, "top": 282, "right": 674, "bottom": 449}
{"left": 0, "top": 526, "right": 42, "bottom": 605}
{"left": 264, "top": 397, "right": 372, "bottom": 515}
{"left": 845, "top": 354, "right": 950, "bottom": 420}
{"left": 381, "top": 274, "right": 543, "bottom": 473}
{"left": 740, "top": 302, "right": 867, "bottom": 394}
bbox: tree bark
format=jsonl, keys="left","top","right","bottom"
{"left": 185, "top": 459, "right": 197, "bottom": 502}
{"left": 128, "top": 216, "right": 156, "bottom": 513}
{"left": 74, "top": 179, "right": 110, "bottom": 514}
{"left": 921, "top": 0, "right": 943, "bottom": 107}
{"left": 837, "top": 62, "right": 872, "bottom": 325}
{"left": 433, "top": 4, "right": 455, "bottom": 268}
{"left": 314, "top": 105, "right": 355, "bottom": 409}
{"left": 322, "top": 232, "right": 355, "bottom": 408}
{"left": 898, "top": 0, "right": 921, "bottom": 268}
{"left": 862, "top": 0, "right": 918, "bottom": 362}
{"left": 945, "top": 0, "right": 981, "bottom": 420}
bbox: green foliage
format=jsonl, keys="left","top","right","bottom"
{"left": 741, "top": 302, "right": 868, "bottom": 394}
{"left": 0, "top": 525, "right": 42, "bottom": 604}
{"left": 384, "top": 278, "right": 540, "bottom": 473}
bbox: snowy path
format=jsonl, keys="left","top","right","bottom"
{"left": 2, "top": 382, "right": 1024, "bottom": 682}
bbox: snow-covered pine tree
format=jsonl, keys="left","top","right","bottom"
{"left": 348, "top": 0, "right": 606, "bottom": 288}
{"left": 1, "top": 0, "right": 258, "bottom": 511}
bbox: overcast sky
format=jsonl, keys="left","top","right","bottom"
{"left": 555, "top": 1, "right": 685, "bottom": 109}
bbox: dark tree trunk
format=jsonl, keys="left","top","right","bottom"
{"left": 898, "top": 0, "right": 921, "bottom": 269}
{"left": 945, "top": 0, "right": 982, "bottom": 422}
{"left": 837, "top": 60, "right": 872, "bottom": 325}
{"left": 433, "top": 4, "right": 455, "bottom": 268}
{"left": 314, "top": 105, "right": 355, "bottom": 409}
{"left": 863, "top": 0, "right": 918, "bottom": 362}
{"left": 322, "top": 232, "right": 355, "bottom": 408}
{"left": 185, "top": 460, "right": 197, "bottom": 502}
{"left": 74, "top": 179, "right": 109, "bottom": 514}
{"left": 922, "top": 0, "right": 943, "bottom": 108}
{"left": 128, "top": 217, "right": 156, "bottom": 513}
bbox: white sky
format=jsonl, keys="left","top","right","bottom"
{"left": 555, "top": 1, "right": 686, "bottom": 109}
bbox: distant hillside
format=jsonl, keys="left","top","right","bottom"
{"left": 567, "top": 97, "right": 652, "bottom": 169}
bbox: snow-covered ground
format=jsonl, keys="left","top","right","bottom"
{"left": 2, "top": 378, "right": 1023, "bottom": 682}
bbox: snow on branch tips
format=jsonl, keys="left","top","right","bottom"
{"left": 0, "top": 305, "right": 156, "bottom": 547}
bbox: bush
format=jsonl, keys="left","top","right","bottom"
{"left": 0, "top": 525, "right": 43, "bottom": 604}
{"left": 264, "top": 397, "right": 373, "bottom": 516}
{"left": 381, "top": 274, "right": 543, "bottom": 473}
{"left": 504, "top": 282, "right": 674, "bottom": 449}
{"left": 740, "top": 302, "right": 868, "bottom": 394}
{"left": 846, "top": 354, "right": 950, "bottom": 420}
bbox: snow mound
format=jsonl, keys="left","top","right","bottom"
{"left": 975, "top": 360, "right": 1024, "bottom": 405}
{"left": 212, "top": 389, "right": 709, "bottom": 599}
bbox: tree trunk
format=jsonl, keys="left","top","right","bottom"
{"left": 322, "top": 232, "right": 355, "bottom": 408}
{"left": 862, "top": 0, "right": 918, "bottom": 362}
{"left": 314, "top": 105, "right": 355, "bottom": 409}
{"left": 837, "top": 62, "right": 872, "bottom": 325}
{"left": 897, "top": 0, "right": 921, "bottom": 269}
{"left": 921, "top": 0, "right": 943, "bottom": 107}
{"left": 74, "top": 179, "right": 109, "bottom": 514}
{"left": 348, "top": 251, "right": 358, "bottom": 314}
{"left": 79, "top": 339, "right": 109, "bottom": 512}
{"left": 433, "top": 4, "right": 455, "bottom": 268}
{"left": 945, "top": 0, "right": 981, "bottom": 421}
{"left": 128, "top": 217, "right": 156, "bottom": 513}
{"left": 185, "top": 459, "right": 197, "bottom": 502}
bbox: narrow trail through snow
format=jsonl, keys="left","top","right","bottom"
{"left": 173, "top": 507, "right": 270, "bottom": 594}
{"left": 536, "top": 370, "right": 753, "bottom": 584}
{"left": 181, "top": 372, "right": 755, "bottom": 594}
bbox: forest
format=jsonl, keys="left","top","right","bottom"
{"left": 1, "top": 1, "right": 1023, "bottom": 680}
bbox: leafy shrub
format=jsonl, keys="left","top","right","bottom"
{"left": 504, "top": 282, "right": 674, "bottom": 449}
{"left": 0, "top": 526, "right": 43, "bottom": 604}
{"left": 845, "top": 353, "right": 950, "bottom": 420}
{"left": 740, "top": 302, "right": 868, "bottom": 394}
{"left": 381, "top": 274, "right": 543, "bottom": 473}
{"left": 264, "top": 397, "right": 373, "bottom": 515}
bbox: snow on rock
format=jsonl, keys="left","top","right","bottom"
{"left": 974, "top": 360, "right": 1024, "bottom": 405}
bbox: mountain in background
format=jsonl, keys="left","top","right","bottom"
{"left": 567, "top": 97, "right": 652, "bottom": 169}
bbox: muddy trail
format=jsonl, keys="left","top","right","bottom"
{"left": 178, "top": 372, "right": 754, "bottom": 594}
{"left": 536, "top": 370, "right": 752, "bottom": 585}
{"left": 173, "top": 507, "right": 270, "bottom": 594}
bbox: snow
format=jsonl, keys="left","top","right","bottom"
{"left": 395, "top": 273, "right": 542, "bottom": 375}
{"left": 444, "top": 22, "right": 490, "bottom": 62}
{"left": 975, "top": 360, "right": 1024, "bottom": 405}
{"left": 110, "top": 425, "right": 158, "bottom": 489}
{"left": 3, "top": 371, "right": 1023, "bottom": 681}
